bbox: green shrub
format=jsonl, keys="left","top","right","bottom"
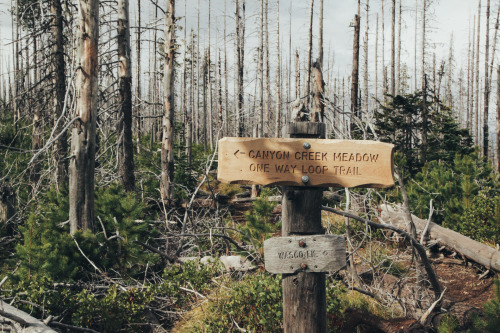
{"left": 469, "top": 279, "right": 500, "bottom": 333}
{"left": 192, "top": 273, "right": 283, "bottom": 332}
{"left": 8, "top": 259, "right": 221, "bottom": 332}
{"left": 239, "top": 191, "right": 279, "bottom": 254}
{"left": 179, "top": 274, "right": 392, "bottom": 333}
{"left": 407, "top": 152, "right": 498, "bottom": 234}
{"left": 14, "top": 183, "right": 158, "bottom": 281}
{"left": 437, "top": 314, "right": 459, "bottom": 333}
{"left": 459, "top": 195, "right": 500, "bottom": 245}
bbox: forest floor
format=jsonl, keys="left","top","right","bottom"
{"left": 229, "top": 200, "right": 497, "bottom": 331}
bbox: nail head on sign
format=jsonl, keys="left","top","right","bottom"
{"left": 302, "top": 175, "right": 310, "bottom": 184}
{"left": 303, "top": 142, "right": 311, "bottom": 149}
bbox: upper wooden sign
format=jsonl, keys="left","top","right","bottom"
{"left": 217, "top": 137, "right": 394, "bottom": 188}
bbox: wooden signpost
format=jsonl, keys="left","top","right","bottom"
{"left": 217, "top": 122, "right": 395, "bottom": 333}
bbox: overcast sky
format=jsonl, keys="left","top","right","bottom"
{"left": 0, "top": 0, "right": 487, "bottom": 91}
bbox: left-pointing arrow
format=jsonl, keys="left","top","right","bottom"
{"left": 234, "top": 150, "right": 245, "bottom": 158}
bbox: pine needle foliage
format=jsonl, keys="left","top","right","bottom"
{"left": 375, "top": 93, "right": 473, "bottom": 176}
{"left": 239, "top": 190, "right": 279, "bottom": 254}
{"left": 14, "top": 183, "right": 158, "bottom": 281}
{"left": 470, "top": 279, "right": 500, "bottom": 333}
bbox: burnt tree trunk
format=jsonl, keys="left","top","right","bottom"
{"left": 51, "top": 0, "right": 67, "bottom": 186}
{"left": 0, "top": 184, "right": 14, "bottom": 231}
{"left": 117, "top": 0, "right": 135, "bottom": 191}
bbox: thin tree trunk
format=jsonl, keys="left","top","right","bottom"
{"left": 203, "top": 50, "right": 208, "bottom": 151}
{"left": 51, "top": 0, "right": 67, "bottom": 186}
{"left": 188, "top": 30, "right": 195, "bottom": 163}
{"left": 375, "top": 13, "right": 378, "bottom": 101}
{"left": 264, "top": 0, "right": 270, "bottom": 136}
{"left": 135, "top": 0, "right": 141, "bottom": 154}
{"left": 235, "top": 0, "right": 245, "bottom": 137}
{"left": 295, "top": 50, "right": 300, "bottom": 99}
{"left": 382, "top": 0, "right": 385, "bottom": 99}
{"left": 446, "top": 35, "right": 454, "bottom": 107}
{"left": 224, "top": 0, "right": 229, "bottom": 136}
{"left": 275, "top": 0, "right": 281, "bottom": 137}
{"left": 318, "top": 0, "right": 324, "bottom": 69}
{"left": 483, "top": 0, "right": 491, "bottom": 158}
{"left": 497, "top": 65, "right": 500, "bottom": 172}
{"left": 467, "top": 23, "right": 471, "bottom": 129}
{"left": 257, "top": 0, "right": 264, "bottom": 137}
{"left": 31, "top": 35, "right": 42, "bottom": 188}
{"left": 117, "top": 0, "right": 135, "bottom": 191}
{"left": 363, "top": 0, "right": 369, "bottom": 118}
{"left": 471, "top": 16, "right": 476, "bottom": 132}
{"left": 160, "top": 0, "right": 175, "bottom": 203}
{"left": 183, "top": 1, "right": 191, "bottom": 162}
{"left": 208, "top": 0, "right": 213, "bottom": 148}
{"left": 421, "top": 0, "right": 426, "bottom": 91}
{"left": 396, "top": 0, "right": 401, "bottom": 94}
{"left": 351, "top": 14, "right": 360, "bottom": 129}
{"left": 306, "top": 0, "right": 314, "bottom": 106}
{"left": 476, "top": 0, "right": 482, "bottom": 146}
{"left": 414, "top": 0, "right": 418, "bottom": 91}
{"left": 152, "top": 0, "right": 159, "bottom": 145}
{"left": 288, "top": 2, "right": 292, "bottom": 125}
{"left": 391, "top": 0, "right": 395, "bottom": 95}
{"left": 13, "top": 0, "right": 19, "bottom": 133}
{"left": 69, "top": 0, "right": 99, "bottom": 234}
{"left": 218, "top": 50, "right": 223, "bottom": 133}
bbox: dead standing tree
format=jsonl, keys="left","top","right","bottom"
{"left": 117, "top": 0, "right": 135, "bottom": 191}
{"left": 351, "top": 13, "right": 361, "bottom": 134}
{"left": 51, "top": 0, "right": 68, "bottom": 186}
{"left": 69, "top": 0, "right": 99, "bottom": 234}
{"left": 161, "top": 0, "right": 176, "bottom": 204}
{"left": 235, "top": 0, "right": 245, "bottom": 137}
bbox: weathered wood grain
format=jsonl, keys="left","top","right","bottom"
{"left": 217, "top": 137, "right": 394, "bottom": 188}
{"left": 282, "top": 188, "right": 323, "bottom": 234}
{"left": 264, "top": 235, "right": 346, "bottom": 274}
{"left": 282, "top": 122, "right": 326, "bottom": 333}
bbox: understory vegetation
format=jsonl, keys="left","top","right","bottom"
{"left": 1, "top": 92, "right": 499, "bottom": 332}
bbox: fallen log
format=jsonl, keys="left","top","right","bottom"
{"left": 380, "top": 204, "right": 500, "bottom": 272}
{"left": 0, "top": 301, "right": 56, "bottom": 333}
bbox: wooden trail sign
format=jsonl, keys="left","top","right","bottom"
{"left": 263, "top": 235, "right": 346, "bottom": 274}
{"left": 217, "top": 137, "right": 394, "bottom": 188}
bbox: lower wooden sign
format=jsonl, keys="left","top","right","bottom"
{"left": 263, "top": 235, "right": 346, "bottom": 274}
{"left": 217, "top": 137, "right": 394, "bottom": 188}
